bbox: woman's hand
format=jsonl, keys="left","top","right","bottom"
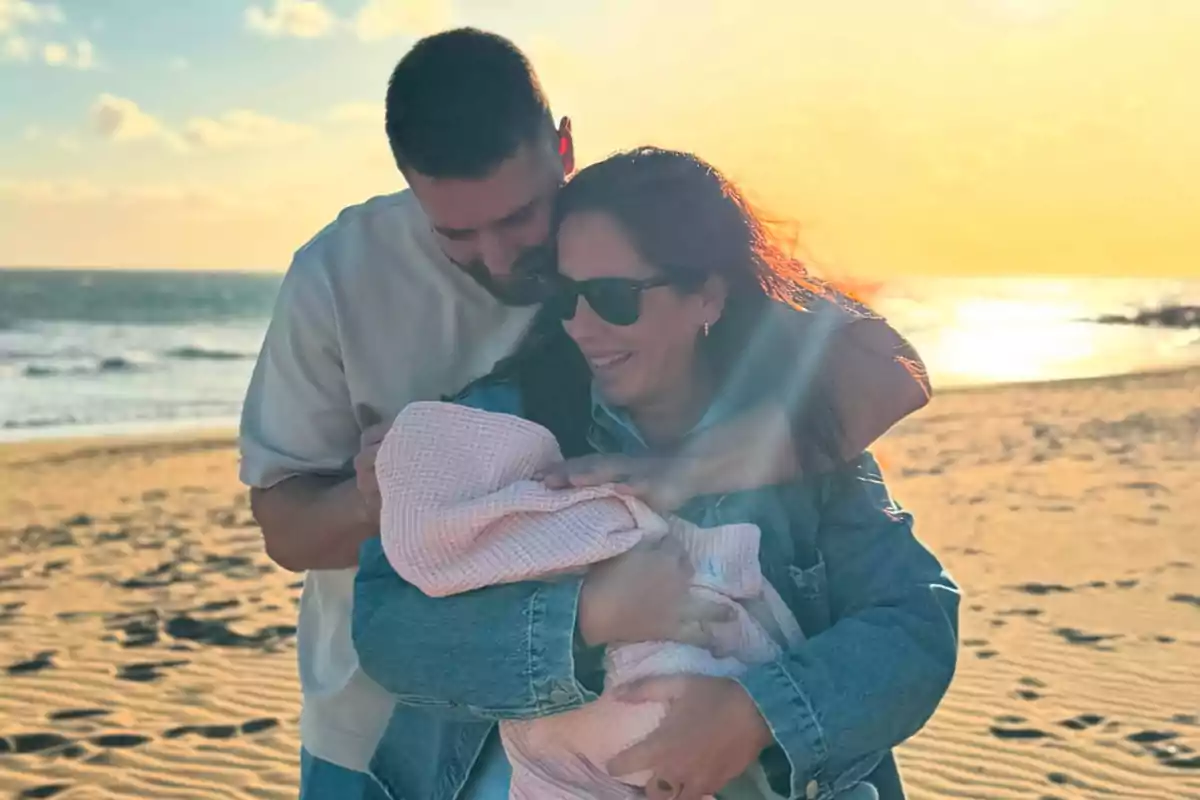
{"left": 607, "top": 675, "right": 774, "bottom": 800}
{"left": 577, "top": 538, "right": 732, "bottom": 648}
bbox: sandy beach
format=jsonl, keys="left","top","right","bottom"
{"left": 1, "top": 368, "right": 1196, "bottom": 799}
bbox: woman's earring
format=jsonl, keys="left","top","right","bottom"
{"left": 702, "top": 321, "right": 710, "bottom": 337}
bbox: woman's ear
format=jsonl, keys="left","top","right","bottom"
{"left": 699, "top": 275, "right": 728, "bottom": 326}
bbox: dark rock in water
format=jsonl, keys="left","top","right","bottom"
{"left": 1094, "top": 305, "right": 1200, "bottom": 329}
{"left": 97, "top": 356, "right": 140, "bottom": 373}
{"left": 166, "top": 346, "right": 250, "bottom": 361}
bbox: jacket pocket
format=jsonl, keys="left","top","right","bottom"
{"left": 787, "top": 552, "right": 832, "bottom": 633}
{"left": 787, "top": 552, "right": 827, "bottom": 598}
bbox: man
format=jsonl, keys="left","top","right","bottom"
{"left": 240, "top": 28, "right": 932, "bottom": 798}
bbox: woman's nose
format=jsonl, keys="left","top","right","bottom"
{"left": 562, "top": 295, "right": 609, "bottom": 340}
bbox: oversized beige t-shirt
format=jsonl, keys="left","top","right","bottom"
{"left": 239, "top": 189, "right": 536, "bottom": 771}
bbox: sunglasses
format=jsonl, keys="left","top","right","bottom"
{"left": 545, "top": 276, "right": 674, "bottom": 326}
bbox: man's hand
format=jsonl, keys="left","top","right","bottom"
{"left": 578, "top": 538, "right": 732, "bottom": 649}
{"left": 535, "top": 404, "right": 795, "bottom": 512}
{"left": 353, "top": 422, "right": 391, "bottom": 525}
{"left": 607, "top": 675, "right": 773, "bottom": 799}
{"left": 537, "top": 454, "right": 709, "bottom": 513}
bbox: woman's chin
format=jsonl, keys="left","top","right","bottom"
{"left": 593, "top": 372, "right": 639, "bottom": 409}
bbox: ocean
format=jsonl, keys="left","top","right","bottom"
{"left": 1, "top": 268, "right": 1198, "bottom": 442}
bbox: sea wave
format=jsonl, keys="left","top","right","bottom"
{"left": 165, "top": 346, "right": 253, "bottom": 361}
{"left": 21, "top": 355, "right": 150, "bottom": 378}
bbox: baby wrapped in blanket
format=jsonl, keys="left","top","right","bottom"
{"left": 377, "top": 402, "right": 804, "bottom": 799}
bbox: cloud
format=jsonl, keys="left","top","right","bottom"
{"left": 1, "top": 0, "right": 62, "bottom": 60}
{"left": 182, "top": 110, "right": 316, "bottom": 150}
{"left": 0, "top": 177, "right": 271, "bottom": 216}
{"left": 89, "top": 93, "right": 186, "bottom": 151}
{"left": 325, "top": 101, "right": 382, "bottom": 125}
{"left": 352, "top": 0, "right": 451, "bottom": 41}
{"left": 245, "top": 0, "right": 334, "bottom": 38}
{"left": 42, "top": 37, "right": 92, "bottom": 68}
{"left": 86, "top": 94, "right": 317, "bottom": 154}
{"left": 3, "top": 33, "right": 28, "bottom": 59}
{"left": 0, "top": 177, "right": 106, "bottom": 203}
{"left": 0, "top": 0, "right": 62, "bottom": 32}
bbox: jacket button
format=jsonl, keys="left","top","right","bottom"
{"left": 805, "top": 779, "right": 820, "bottom": 799}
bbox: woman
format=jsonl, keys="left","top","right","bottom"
{"left": 352, "top": 147, "right": 959, "bottom": 800}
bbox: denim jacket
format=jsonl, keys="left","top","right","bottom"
{"left": 352, "top": 378, "right": 960, "bottom": 800}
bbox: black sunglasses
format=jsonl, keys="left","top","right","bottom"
{"left": 545, "top": 276, "right": 674, "bottom": 326}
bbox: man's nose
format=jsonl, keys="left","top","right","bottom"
{"left": 478, "top": 231, "right": 520, "bottom": 278}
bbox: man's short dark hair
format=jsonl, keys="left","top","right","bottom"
{"left": 385, "top": 28, "right": 555, "bottom": 179}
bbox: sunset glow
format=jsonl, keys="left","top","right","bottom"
{"left": 2, "top": 0, "right": 1197, "bottom": 277}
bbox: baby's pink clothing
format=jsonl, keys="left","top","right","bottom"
{"left": 377, "top": 402, "right": 803, "bottom": 799}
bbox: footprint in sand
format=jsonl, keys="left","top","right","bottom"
{"left": 164, "top": 724, "right": 238, "bottom": 740}
{"left": 1011, "top": 582, "right": 1073, "bottom": 596}
{"left": 989, "top": 725, "right": 1057, "bottom": 741}
{"left": 6, "top": 650, "right": 55, "bottom": 675}
{"left": 115, "top": 660, "right": 190, "bottom": 683}
{"left": 1059, "top": 714, "right": 1105, "bottom": 731}
{"left": 1053, "top": 627, "right": 1123, "bottom": 650}
{"left": 1, "top": 733, "right": 72, "bottom": 754}
{"left": 18, "top": 785, "right": 71, "bottom": 799}
{"left": 1125, "top": 730, "right": 1199, "bottom": 770}
{"left": 47, "top": 709, "right": 111, "bottom": 722}
{"left": 1170, "top": 593, "right": 1200, "bottom": 608}
{"left": 91, "top": 733, "right": 151, "bottom": 749}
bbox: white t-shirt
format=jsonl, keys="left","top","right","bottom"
{"left": 239, "top": 190, "right": 537, "bottom": 771}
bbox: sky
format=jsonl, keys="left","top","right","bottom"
{"left": 1, "top": 0, "right": 1198, "bottom": 277}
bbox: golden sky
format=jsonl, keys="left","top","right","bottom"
{"left": 1, "top": 0, "right": 1197, "bottom": 277}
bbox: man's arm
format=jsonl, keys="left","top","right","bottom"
{"left": 251, "top": 476, "right": 372, "bottom": 572}
{"left": 824, "top": 315, "right": 931, "bottom": 460}
{"left": 239, "top": 247, "right": 368, "bottom": 571}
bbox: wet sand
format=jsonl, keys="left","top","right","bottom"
{"left": 1, "top": 368, "right": 1197, "bottom": 798}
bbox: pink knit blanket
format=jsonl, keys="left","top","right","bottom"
{"left": 377, "top": 402, "right": 803, "bottom": 799}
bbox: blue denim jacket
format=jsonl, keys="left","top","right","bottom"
{"left": 352, "top": 379, "right": 960, "bottom": 800}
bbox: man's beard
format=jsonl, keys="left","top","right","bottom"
{"left": 454, "top": 245, "right": 557, "bottom": 307}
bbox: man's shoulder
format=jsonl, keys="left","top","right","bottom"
{"left": 290, "top": 189, "right": 435, "bottom": 281}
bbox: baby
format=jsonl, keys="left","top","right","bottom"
{"left": 377, "top": 402, "right": 804, "bottom": 799}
